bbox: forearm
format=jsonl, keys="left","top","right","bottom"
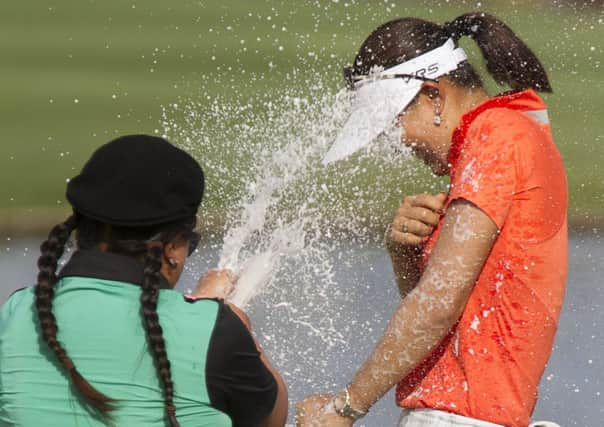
{"left": 347, "top": 201, "right": 497, "bottom": 413}
{"left": 347, "top": 283, "right": 464, "bottom": 412}
{"left": 389, "top": 248, "right": 422, "bottom": 298}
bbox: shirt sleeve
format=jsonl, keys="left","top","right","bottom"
{"left": 448, "top": 109, "right": 518, "bottom": 229}
{"left": 206, "top": 301, "right": 278, "bottom": 427}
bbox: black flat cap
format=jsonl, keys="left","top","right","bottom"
{"left": 66, "top": 134, "right": 204, "bottom": 227}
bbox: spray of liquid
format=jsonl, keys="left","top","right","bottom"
{"left": 160, "top": 78, "right": 440, "bottom": 395}
{"left": 163, "top": 82, "right": 412, "bottom": 299}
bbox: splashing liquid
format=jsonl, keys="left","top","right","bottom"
{"left": 161, "top": 79, "right": 440, "bottom": 352}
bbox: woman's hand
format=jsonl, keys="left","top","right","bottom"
{"left": 386, "top": 192, "right": 446, "bottom": 297}
{"left": 295, "top": 395, "right": 353, "bottom": 427}
{"left": 191, "top": 269, "right": 236, "bottom": 299}
{"left": 385, "top": 192, "right": 446, "bottom": 253}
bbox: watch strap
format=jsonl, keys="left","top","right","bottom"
{"left": 333, "top": 386, "right": 367, "bottom": 421}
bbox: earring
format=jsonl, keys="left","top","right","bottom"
{"left": 168, "top": 258, "right": 178, "bottom": 268}
{"left": 433, "top": 114, "right": 442, "bottom": 126}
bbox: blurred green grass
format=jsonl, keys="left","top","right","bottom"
{"left": 1, "top": 0, "right": 602, "bottom": 231}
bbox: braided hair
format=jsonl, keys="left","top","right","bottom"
{"left": 141, "top": 241, "right": 179, "bottom": 427}
{"left": 35, "top": 214, "right": 195, "bottom": 426}
{"left": 35, "top": 214, "right": 116, "bottom": 417}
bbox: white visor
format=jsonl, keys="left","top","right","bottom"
{"left": 323, "top": 38, "right": 468, "bottom": 165}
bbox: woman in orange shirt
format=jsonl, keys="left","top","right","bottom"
{"left": 297, "top": 12, "right": 566, "bottom": 427}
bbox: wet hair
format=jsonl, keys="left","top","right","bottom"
{"left": 35, "top": 213, "right": 197, "bottom": 426}
{"left": 344, "top": 12, "right": 552, "bottom": 93}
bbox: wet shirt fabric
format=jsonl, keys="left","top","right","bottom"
{"left": 396, "top": 90, "right": 568, "bottom": 427}
{"left": 0, "top": 250, "right": 277, "bottom": 427}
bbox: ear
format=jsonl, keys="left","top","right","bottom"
{"left": 159, "top": 241, "right": 182, "bottom": 287}
{"left": 161, "top": 240, "right": 186, "bottom": 277}
{"left": 162, "top": 241, "right": 180, "bottom": 261}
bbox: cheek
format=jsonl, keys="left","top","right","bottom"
{"left": 174, "top": 246, "right": 189, "bottom": 268}
{"left": 401, "top": 116, "right": 427, "bottom": 148}
{"left": 400, "top": 113, "right": 414, "bottom": 132}
{"left": 401, "top": 108, "right": 428, "bottom": 136}
{"left": 173, "top": 253, "right": 188, "bottom": 280}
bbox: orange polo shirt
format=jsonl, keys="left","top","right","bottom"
{"left": 396, "top": 90, "right": 568, "bottom": 427}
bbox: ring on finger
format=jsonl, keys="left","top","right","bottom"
{"left": 402, "top": 223, "right": 409, "bottom": 233}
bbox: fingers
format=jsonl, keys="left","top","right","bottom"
{"left": 228, "top": 270, "right": 240, "bottom": 283}
{"left": 409, "top": 193, "right": 445, "bottom": 209}
{"left": 389, "top": 228, "right": 423, "bottom": 246}
{"left": 386, "top": 193, "right": 447, "bottom": 249}
{"left": 295, "top": 394, "right": 334, "bottom": 427}
{"left": 403, "top": 193, "right": 447, "bottom": 215}
{"left": 409, "top": 192, "right": 445, "bottom": 210}
{"left": 193, "top": 268, "right": 237, "bottom": 299}
{"left": 205, "top": 268, "right": 235, "bottom": 279}
{"left": 392, "top": 218, "right": 433, "bottom": 238}
{"left": 395, "top": 206, "right": 440, "bottom": 228}
{"left": 203, "top": 269, "right": 237, "bottom": 285}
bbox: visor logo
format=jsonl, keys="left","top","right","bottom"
{"left": 402, "top": 63, "right": 440, "bottom": 82}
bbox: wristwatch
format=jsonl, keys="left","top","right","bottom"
{"left": 333, "top": 386, "right": 367, "bottom": 421}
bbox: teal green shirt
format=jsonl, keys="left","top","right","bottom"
{"left": 0, "top": 250, "right": 277, "bottom": 426}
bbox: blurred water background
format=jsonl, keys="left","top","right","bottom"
{"left": 1, "top": 233, "right": 602, "bottom": 425}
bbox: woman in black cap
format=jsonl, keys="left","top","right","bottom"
{"left": 0, "top": 135, "right": 287, "bottom": 426}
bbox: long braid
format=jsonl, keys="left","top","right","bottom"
{"left": 141, "top": 242, "right": 180, "bottom": 427}
{"left": 35, "top": 215, "right": 116, "bottom": 416}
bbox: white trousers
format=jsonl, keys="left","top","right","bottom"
{"left": 398, "top": 409, "right": 503, "bottom": 427}
{"left": 398, "top": 409, "right": 560, "bottom": 427}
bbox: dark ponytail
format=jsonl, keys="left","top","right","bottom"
{"left": 347, "top": 12, "right": 551, "bottom": 93}
{"left": 442, "top": 12, "right": 552, "bottom": 92}
{"left": 35, "top": 215, "right": 117, "bottom": 418}
{"left": 141, "top": 242, "right": 180, "bottom": 427}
